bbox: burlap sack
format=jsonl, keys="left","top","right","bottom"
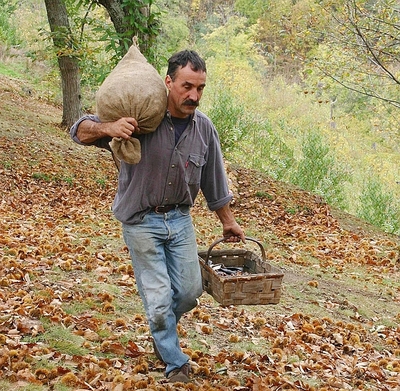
{"left": 96, "top": 42, "right": 167, "bottom": 164}
{"left": 109, "top": 137, "right": 141, "bottom": 165}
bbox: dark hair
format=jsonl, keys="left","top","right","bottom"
{"left": 167, "top": 50, "right": 207, "bottom": 81}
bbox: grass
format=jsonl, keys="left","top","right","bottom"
{"left": 254, "top": 191, "right": 274, "bottom": 200}
{"left": 0, "top": 62, "right": 25, "bottom": 78}
{"left": 61, "top": 298, "right": 101, "bottom": 315}
{"left": 0, "top": 383, "right": 47, "bottom": 391}
{"left": 24, "top": 324, "right": 88, "bottom": 357}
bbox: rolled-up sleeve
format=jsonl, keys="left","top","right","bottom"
{"left": 70, "top": 114, "right": 112, "bottom": 150}
{"left": 200, "top": 125, "right": 233, "bottom": 211}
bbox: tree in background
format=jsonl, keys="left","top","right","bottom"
{"left": 43, "top": 0, "right": 161, "bottom": 128}
{"left": 311, "top": 0, "right": 400, "bottom": 109}
{"left": 252, "top": 0, "right": 328, "bottom": 80}
{"left": 0, "top": 0, "right": 19, "bottom": 45}
{"left": 88, "top": 0, "right": 161, "bottom": 66}
{"left": 44, "top": 0, "right": 82, "bottom": 128}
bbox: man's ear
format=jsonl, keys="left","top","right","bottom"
{"left": 165, "top": 75, "right": 172, "bottom": 90}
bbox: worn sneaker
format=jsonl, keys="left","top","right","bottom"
{"left": 167, "top": 363, "right": 191, "bottom": 383}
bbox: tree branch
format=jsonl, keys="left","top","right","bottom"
{"left": 318, "top": 66, "right": 400, "bottom": 109}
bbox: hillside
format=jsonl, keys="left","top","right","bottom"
{"left": 0, "top": 74, "right": 399, "bottom": 391}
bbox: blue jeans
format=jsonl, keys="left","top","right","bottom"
{"left": 122, "top": 206, "right": 203, "bottom": 375}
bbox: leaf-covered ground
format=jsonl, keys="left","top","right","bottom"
{"left": 0, "top": 75, "right": 399, "bottom": 391}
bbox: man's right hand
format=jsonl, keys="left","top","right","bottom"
{"left": 106, "top": 117, "right": 140, "bottom": 139}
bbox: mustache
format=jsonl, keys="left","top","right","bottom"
{"left": 183, "top": 99, "right": 199, "bottom": 106}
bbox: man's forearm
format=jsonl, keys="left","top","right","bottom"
{"left": 76, "top": 120, "right": 109, "bottom": 144}
{"left": 215, "top": 203, "right": 245, "bottom": 242}
{"left": 215, "top": 203, "right": 236, "bottom": 226}
{"left": 75, "top": 117, "right": 138, "bottom": 144}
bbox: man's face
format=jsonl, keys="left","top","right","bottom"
{"left": 165, "top": 64, "right": 206, "bottom": 118}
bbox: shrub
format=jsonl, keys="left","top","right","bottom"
{"left": 208, "top": 87, "right": 245, "bottom": 153}
{"left": 0, "top": 0, "right": 19, "bottom": 45}
{"left": 247, "top": 119, "right": 295, "bottom": 181}
{"left": 290, "top": 131, "right": 350, "bottom": 209}
{"left": 357, "top": 177, "right": 400, "bottom": 235}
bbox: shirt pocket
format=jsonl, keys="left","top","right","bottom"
{"left": 185, "top": 154, "right": 206, "bottom": 185}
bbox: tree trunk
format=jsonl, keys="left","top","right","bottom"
{"left": 97, "top": 0, "right": 128, "bottom": 35}
{"left": 97, "top": 0, "right": 150, "bottom": 56}
{"left": 44, "top": 0, "right": 82, "bottom": 128}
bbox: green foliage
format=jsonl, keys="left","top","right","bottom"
{"left": 151, "top": 0, "right": 190, "bottom": 63}
{"left": 230, "top": 114, "right": 296, "bottom": 181}
{"left": 97, "top": 0, "right": 162, "bottom": 68}
{"left": 188, "top": 0, "right": 235, "bottom": 29}
{"left": 63, "top": 3, "right": 115, "bottom": 86}
{"left": 289, "top": 131, "right": 350, "bottom": 209}
{"left": 357, "top": 177, "right": 400, "bottom": 235}
{"left": 68, "top": 0, "right": 164, "bottom": 82}
{"left": 250, "top": 127, "right": 295, "bottom": 182}
{"left": 201, "top": 15, "right": 256, "bottom": 59}
{"left": 0, "top": 0, "right": 17, "bottom": 13}
{"left": 207, "top": 87, "right": 245, "bottom": 153}
{"left": 234, "top": 0, "right": 268, "bottom": 23}
{"left": 206, "top": 86, "right": 296, "bottom": 181}
{"left": 310, "top": 0, "right": 400, "bottom": 109}
{"left": 0, "top": 0, "right": 20, "bottom": 45}
{"left": 254, "top": 0, "right": 327, "bottom": 78}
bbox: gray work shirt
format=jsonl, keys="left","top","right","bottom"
{"left": 70, "top": 110, "right": 233, "bottom": 224}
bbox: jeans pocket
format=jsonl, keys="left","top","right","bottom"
{"left": 177, "top": 205, "right": 190, "bottom": 216}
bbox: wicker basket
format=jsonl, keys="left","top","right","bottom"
{"left": 198, "top": 237, "right": 284, "bottom": 306}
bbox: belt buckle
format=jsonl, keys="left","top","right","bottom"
{"left": 154, "top": 204, "right": 178, "bottom": 213}
{"left": 154, "top": 206, "right": 164, "bottom": 214}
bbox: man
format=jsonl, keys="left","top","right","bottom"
{"left": 70, "top": 50, "right": 245, "bottom": 383}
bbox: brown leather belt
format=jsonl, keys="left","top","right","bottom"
{"left": 152, "top": 204, "right": 181, "bottom": 213}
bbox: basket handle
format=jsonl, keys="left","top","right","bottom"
{"left": 205, "top": 237, "right": 266, "bottom": 265}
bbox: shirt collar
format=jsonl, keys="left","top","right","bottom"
{"left": 166, "top": 110, "right": 197, "bottom": 123}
